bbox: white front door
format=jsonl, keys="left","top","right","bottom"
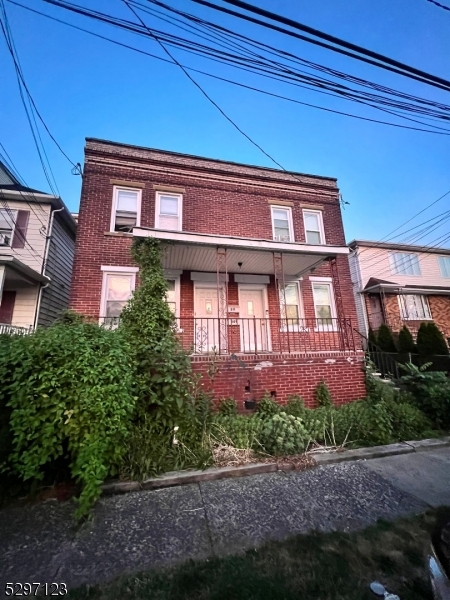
{"left": 239, "top": 287, "right": 268, "bottom": 352}
{"left": 194, "top": 286, "right": 220, "bottom": 352}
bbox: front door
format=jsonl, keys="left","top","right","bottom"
{"left": 369, "top": 295, "right": 384, "bottom": 329}
{"left": 0, "top": 291, "right": 16, "bottom": 324}
{"left": 239, "top": 287, "right": 268, "bottom": 352}
{"left": 194, "top": 286, "right": 220, "bottom": 352}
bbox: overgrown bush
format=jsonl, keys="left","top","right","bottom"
{"left": 400, "top": 362, "right": 450, "bottom": 429}
{"left": 218, "top": 398, "right": 238, "bottom": 415}
{"left": 368, "top": 327, "right": 377, "bottom": 346}
{"left": 416, "top": 322, "right": 449, "bottom": 357}
{"left": 315, "top": 380, "right": 333, "bottom": 408}
{"left": 377, "top": 324, "right": 397, "bottom": 352}
{"left": 260, "top": 412, "right": 309, "bottom": 456}
{"left": 212, "top": 414, "right": 263, "bottom": 449}
{"left": 398, "top": 325, "right": 416, "bottom": 354}
{"left": 0, "top": 320, "right": 135, "bottom": 518}
{"left": 256, "top": 393, "right": 280, "bottom": 418}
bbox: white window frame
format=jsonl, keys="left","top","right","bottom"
{"left": 155, "top": 191, "right": 183, "bottom": 231}
{"left": 99, "top": 266, "right": 138, "bottom": 324}
{"left": 438, "top": 256, "right": 450, "bottom": 278}
{"left": 303, "top": 209, "right": 325, "bottom": 245}
{"left": 164, "top": 269, "right": 182, "bottom": 320}
{"left": 279, "top": 280, "right": 306, "bottom": 332}
{"left": 270, "top": 205, "right": 294, "bottom": 242}
{"left": 0, "top": 208, "right": 17, "bottom": 247}
{"left": 110, "top": 186, "right": 142, "bottom": 233}
{"left": 398, "top": 294, "right": 431, "bottom": 321}
{"left": 310, "top": 277, "right": 337, "bottom": 331}
{"left": 389, "top": 252, "right": 421, "bottom": 276}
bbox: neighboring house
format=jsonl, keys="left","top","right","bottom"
{"left": 70, "top": 138, "right": 365, "bottom": 407}
{"left": 349, "top": 239, "right": 450, "bottom": 343}
{"left": 0, "top": 161, "right": 77, "bottom": 333}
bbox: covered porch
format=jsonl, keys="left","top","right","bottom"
{"left": 133, "top": 227, "right": 356, "bottom": 355}
{"left": 0, "top": 256, "right": 48, "bottom": 334}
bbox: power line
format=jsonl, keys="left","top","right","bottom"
{"left": 425, "top": 0, "right": 450, "bottom": 12}
{"left": 197, "top": 0, "right": 450, "bottom": 92}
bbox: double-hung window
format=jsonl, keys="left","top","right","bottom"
{"left": 111, "top": 187, "right": 141, "bottom": 232}
{"left": 390, "top": 252, "right": 421, "bottom": 276}
{"left": 311, "top": 280, "right": 336, "bottom": 329}
{"left": 399, "top": 295, "right": 431, "bottom": 320}
{"left": 0, "top": 208, "right": 15, "bottom": 246}
{"left": 155, "top": 192, "right": 182, "bottom": 231}
{"left": 271, "top": 206, "right": 294, "bottom": 242}
{"left": 303, "top": 210, "right": 325, "bottom": 245}
{"left": 279, "top": 283, "right": 301, "bottom": 325}
{"left": 438, "top": 256, "right": 450, "bottom": 278}
{"left": 100, "top": 269, "right": 137, "bottom": 326}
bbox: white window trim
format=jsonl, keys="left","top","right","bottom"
{"left": 99, "top": 269, "right": 136, "bottom": 323}
{"left": 311, "top": 280, "right": 338, "bottom": 331}
{"left": 438, "top": 256, "right": 450, "bottom": 279}
{"left": 155, "top": 191, "right": 183, "bottom": 231}
{"left": 389, "top": 251, "right": 421, "bottom": 277}
{"left": 303, "top": 209, "right": 325, "bottom": 245}
{"left": 165, "top": 273, "right": 182, "bottom": 321}
{"left": 110, "top": 186, "right": 142, "bottom": 233}
{"left": 279, "top": 280, "right": 306, "bottom": 332}
{"left": 270, "top": 205, "right": 294, "bottom": 242}
{"left": 0, "top": 208, "right": 17, "bottom": 247}
{"left": 398, "top": 294, "right": 432, "bottom": 321}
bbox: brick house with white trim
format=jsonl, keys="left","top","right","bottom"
{"left": 70, "top": 138, "right": 366, "bottom": 408}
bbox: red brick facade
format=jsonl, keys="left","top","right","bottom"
{"left": 70, "top": 138, "right": 366, "bottom": 405}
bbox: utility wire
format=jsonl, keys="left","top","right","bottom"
{"left": 425, "top": 0, "right": 450, "bottom": 12}
{"left": 199, "top": 0, "right": 450, "bottom": 91}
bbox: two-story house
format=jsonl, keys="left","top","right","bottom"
{"left": 349, "top": 239, "right": 450, "bottom": 343}
{"left": 70, "top": 138, "right": 366, "bottom": 407}
{"left": 0, "top": 161, "right": 77, "bottom": 333}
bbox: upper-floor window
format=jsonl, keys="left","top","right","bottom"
{"left": 111, "top": 187, "right": 141, "bottom": 233}
{"left": 0, "top": 208, "right": 15, "bottom": 246}
{"left": 390, "top": 252, "right": 421, "bottom": 276}
{"left": 399, "top": 294, "right": 431, "bottom": 320}
{"left": 271, "top": 206, "right": 294, "bottom": 242}
{"left": 155, "top": 192, "right": 182, "bottom": 231}
{"left": 438, "top": 256, "right": 450, "bottom": 278}
{"left": 0, "top": 208, "right": 29, "bottom": 249}
{"left": 303, "top": 210, "right": 325, "bottom": 245}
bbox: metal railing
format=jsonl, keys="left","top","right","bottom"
{"left": 177, "top": 316, "right": 356, "bottom": 355}
{"left": 354, "top": 328, "right": 400, "bottom": 379}
{"left": 99, "top": 316, "right": 357, "bottom": 355}
{"left": 0, "top": 323, "right": 33, "bottom": 336}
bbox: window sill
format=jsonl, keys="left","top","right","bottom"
{"left": 104, "top": 231, "right": 134, "bottom": 238}
{"left": 314, "top": 327, "right": 339, "bottom": 332}
{"left": 279, "top": 326, "right": 310, "bottom": 333}
{"left": 402, "top": 317, "right": 432, "bottom": 321}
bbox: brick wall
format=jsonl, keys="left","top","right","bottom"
{"left": 191, "top": 353, "right": 366, "bottom": 409}
{"left": 428, "top": 296, "right": 450, "bottom": 339}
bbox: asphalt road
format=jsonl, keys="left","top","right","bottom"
{"left": 0, "top": 447, "right": 448, "bottom": 592}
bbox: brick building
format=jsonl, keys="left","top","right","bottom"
{"left": 70, "top": 138, "right": 365, "bottom": 408}
{"left": 349, "top": 239, "right": 450, "bottom": 343}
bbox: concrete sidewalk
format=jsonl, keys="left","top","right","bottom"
{"left": 0, "top": 448, "right": 448, "bottom": 591}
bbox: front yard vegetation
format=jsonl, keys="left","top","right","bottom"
{"left": 1, "top": 238, "right": 449, "bottom": 517}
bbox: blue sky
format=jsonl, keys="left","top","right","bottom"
{"left": 1, "top": 0, "right": 449, "bottom": 243}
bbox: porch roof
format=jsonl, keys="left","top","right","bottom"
{"left": 363, "top": 276, "right": 450, "bottom": 296}
{"left": 133, "top": 228, "right": 349, "bottom": 277}
{"left": 0, "top": 255, "right": 49, "bottom": 287}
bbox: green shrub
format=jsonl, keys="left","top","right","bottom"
{"left": 256, "top": 393, "right": 280, "bottom": 418}
{"left": 0, "top": 321, "right": 135, "bottom": 518}
{"left": 368, "top": 327, "right": 377, "bottom": 346}
{"left": 284, "top": 395, "right": 306, "bottom": 417}
{"left": 260, "top": 412, "right": 309, "bottom": 456}
{"left": 377, "top": 324, "right": 397, "bottom": 352}
{"left": 400, "top": 362, "right": 450, "bottom": 428}
{"left": 398, "top": 325, "right": 416, "bottom": 354}
{"left": 212, "top": 415, "right": 263, "bottom": 449}
{"left": 416, "top": 322, "right": 449, "bottom": 357}
{"left": 315, "top": 380, "right": 333, "bottom": 408}
{"left": 218, "top": 398, "right": 238, "bottom": 415}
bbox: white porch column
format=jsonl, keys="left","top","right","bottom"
{"left": 0, "top": 265, "right": 5, "bottom": 305}
{"left": 216, "top": 247, "right": 228, "bottom": 353}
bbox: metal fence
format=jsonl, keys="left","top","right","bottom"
{"left": 0, "top": 323, "right": 33, "bottom": 336}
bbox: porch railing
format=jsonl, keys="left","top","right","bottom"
{"left": 179, "top": 317, "right": 355, "bottom": 355}
{"left": 100, "top": 316, "right": 356, "bottom": 354}
{"left": 0, "top": 323, "right": 33, "bottom": 336}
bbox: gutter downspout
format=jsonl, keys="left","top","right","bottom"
{"left": 349, "top": 246, "right": 370, "bottom": 337}
{"left": 33, "top": 205, "right": 64, "bottom": 328}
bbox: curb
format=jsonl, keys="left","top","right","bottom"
{"left": 101, "top": 436, "right": 450, "bottom": 496}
